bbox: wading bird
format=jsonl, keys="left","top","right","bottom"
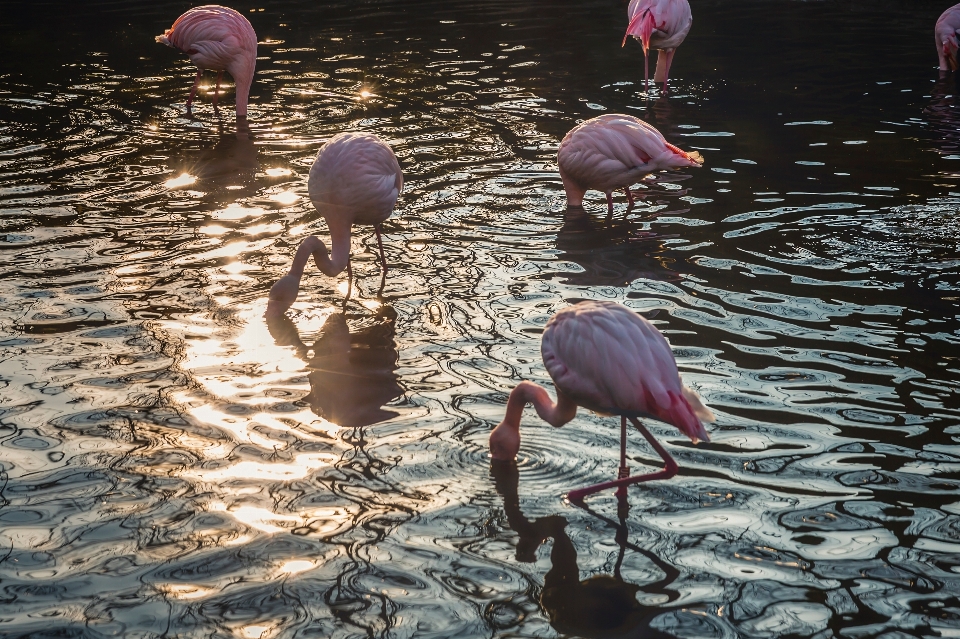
{"left": 936, "top": 4, "right": 960, "bottom": 71}
{"left": 558, "top": 114, "right": 703, "bottom": 216}
{"left": 623, "top": 0, "right": 692, "bottom": 92}
{"left": 266, "top": 132, "right": 403, "bottom": 313}
{"left": 156, "top": 5, "right": 257, "bottom": 117}
{"left": 488, "top": 300, "right": 714, "bottom": 502}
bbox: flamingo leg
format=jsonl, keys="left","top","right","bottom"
{"left": 655, "top": 49, "right": 676, "bottom": 92}
{"left": 186, "top": 68, "right": 203, "bottom": 113}
{"left": 605, "top": 191, "right": 614, "bottom": 218}
{"left": 342, "top": 259, "right": 353, "bottom": 311}
{"left": 644, "top": 52, "right": 650, "bottom": 93}
{"left": 615, "top": 416, "right": 629, "bottom": 497}
{"left": 624, "top": 187, "right": 635, "bottom": 209}
{"left": 567, "top": 416, "right": 678, "bottom": 502}
{"left": 374, "top": 224, "right": 388, "bottom": 277}
{"left": 212, "top": 70, "right": 223, "bottom": 110}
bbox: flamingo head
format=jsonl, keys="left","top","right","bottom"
{"left": 623, "top": 9, "right": 657, "bottom": 53}
{"left": 489, "top": 419, "right": 521, "bottom": 461}
{"left": 664, "top": 142, "right": 704, "bottom": 168}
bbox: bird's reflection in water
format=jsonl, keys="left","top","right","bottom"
{"left": 925, "top": 72, "right": 960, "bottom": 158}
{"left": 491, "top": 461, "right": 680, "bottom": 639}
{"left": 267, "top": 305, "right": 403, "bottom": 427}
{"left": 551, "top": 206, "right": 682, "bottom": 288}
{"left": 189, "top": 119, "right": 260, "bottom": 194}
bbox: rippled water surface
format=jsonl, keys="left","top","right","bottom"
{"left": 3, "top": 1, "right": 960, "bottom": 637}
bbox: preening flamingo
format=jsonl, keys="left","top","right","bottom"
{"left": 156, "top": 5, "right": 257, "bottom": 117}
{"left": 558, "top": 114, "right": 703, "bottom": 216}
{"left": 488, "top": 300, "right": 714, "bottom": 502}
{"left": 266, "top": 132, "right": 403, "bottom": 314}
{"left": 623, "top": 0, "right": 692, "bottom": 92}
{"left": 936, "top": 4, "right": 960, "bottom": 71}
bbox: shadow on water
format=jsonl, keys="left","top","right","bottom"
{"left": 267, "top": 305, "right": 403, "bottom": 428}
{"left": 491, "top": 460, "right": 680, "bottom": 639}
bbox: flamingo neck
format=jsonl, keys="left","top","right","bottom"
{"left": 489, "top": 381, "right": 577, "bottom": 461}
{"left": 316, "top": 218, "right": 351, "bottom": 277}
{"left": 233, "top": 67, "right": 254, "bottom": 117}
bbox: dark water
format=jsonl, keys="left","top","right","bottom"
{"left": 2, "top": 1, "right": 960, "bottom": 637}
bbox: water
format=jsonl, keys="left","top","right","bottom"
{"left": 2, "top": 1, "right": 960, "bottom": 637}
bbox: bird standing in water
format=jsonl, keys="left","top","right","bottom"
{"left": 557, "top": 114, "right": 703, "bottom": 216}
{"left": 936, "top": 4, "right": 960, "bottom": 71}
{"left": 156, "top": 5, "right": 257, "bottom": 117}
{"left": 622, "top": 0, "right": 692, "bottom": 92}
{"left": 488, "top": 301, "right": 714, "bottom": 502}
{"left": 267, "top": 132, "right": 403, "bottom": 314}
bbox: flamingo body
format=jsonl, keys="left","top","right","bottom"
{"left": 542, "top": 301, "right": 711, "bottom": 442}
{"left": 156, "top": 5, "right": 257, "bottom": 116}
{"left": 489, "top": 301, "right": 713, "bottom": 501}
{"left": 557, "top": 114, "right": 703, "bottom": 210}
{"left": 623, "top": 0, "right": 692, "bottom": 90}
{"left": 936, "top": 4, "right": 960, "bottom": 71}
{"left": 266, "top": 132, "right": 402, "bottom": 315}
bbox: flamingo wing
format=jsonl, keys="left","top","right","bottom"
{"left": 542, "top": 301, "right": 712, "bottom": 441}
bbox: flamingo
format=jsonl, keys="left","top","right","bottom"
{"left": 622, "top": 0, "right": 692, "bottom": 92}
{"left": 156, "top": 5, "right": 257, "bottom": 117}
{"left": 488, "top": 300, "right": 714, "bottom": 502}
{"left": 558, "top": 114, "right": 703, "bottom": 216}
{"left": 936, "top": 4, "right": 960, "bottom": 71}
{"left": 266, "top": 132, "right": 403, "bottom": 314}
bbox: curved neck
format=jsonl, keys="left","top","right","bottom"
{"left": 234, "top": 69, "right": 253, "bottom": 117}
{"left": 490, "top": 381, "right": 578, "bottom": 461}
{"left": 313, "top": 218, "right": 352, "bottom": 277}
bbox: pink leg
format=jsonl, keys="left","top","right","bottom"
{"left": 186, "top": 69, "right": 203, "bottom": 113}
{"left": 567, "top": 417, "right": 678, "bottom": 502}
{"left": 605, "top": 192, "right": 614, "bottom": 218}
{"left": 374, "top": 224, "right": 388, "bottom": 278}
{"left": 212, "top": 70, "right": 223, "bottom": 110}
{"left": 615, "top": 416, "right": 629, "bottom": 497}
{"left": 623, "top": 187, "right": 635, "bottom": 209}
{"left": 342, "top": 259, "right": 353, "bottom": 311}
{"left": 644, "top": 52, "right": 650, "bottom": 93}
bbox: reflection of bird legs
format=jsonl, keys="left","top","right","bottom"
{"left": 567, "top": 417, "right": 678, "bottom": 502}
{"left": 572, "top": 496, "right": 681, "bottom": 603}
{"left": 186, "top": 68, "right": 203, "bottom": 113}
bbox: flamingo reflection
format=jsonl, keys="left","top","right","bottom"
{"left": 267, "top": 305, "right": 403, "bottom": 427}
{"left": 491, "top": 460, "right": 680, "bottom": 638}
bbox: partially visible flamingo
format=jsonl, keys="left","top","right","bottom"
{"left": 622, "top": 0, "right": 692, "bottom": 92}
{"left": 488, "top": 300, "right": 714, "bottom": 502}
{"left": 936, "top": 4, "right": 960, "bottom": 71}
{"left": 558, "top": 114, "right": 703, "bottom": 216}
{"left": 266, "top": 132, "right": 403, "bottom": 314}
{"left": 156, "top": 5, "right": 257, "bottom": 117}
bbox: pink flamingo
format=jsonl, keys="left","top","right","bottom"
{"left": 488, "top": 301, "right": 714, "bottom": 502}
{"left": 937, "top": 4, "right": 960, "bottom": 71}
{"left": 558, "top": 114, "right": 703, "bottom": 216}
{"left": 623, "top": 0, "right": 692, "bottom": 92}
{"left": 266, "top": 132, "right": 403, "bottom": 315}
{"left": 156, "top": 5, "right": 257, "bottom": 117}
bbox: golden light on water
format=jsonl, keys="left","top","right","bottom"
{"left": 164, "top": 173, "right": 197, "bottom": 189}
{"left": 213, "top": 203, "right": 266, "bottom": 220}
{"left": 240, "top": 625, "right": 272, "bottom": 639}
{"left": 265, "top": 167, "right": 292, "bottom": 177}
{"left": 270, "top": 190, "right": 300, "bottom": 205}
{"left": 360, "top": 89, "right": 372, "bottom": 98}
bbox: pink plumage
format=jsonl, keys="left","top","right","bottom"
{"left": 489, "top": 301, "right": 714, "bottom": 502}
{"left": 936, "top": 4, "right": 960, "bottom": 71}
{"left": 623, "top": 0, "right": 692, "bottom": 91}
{"left": 542, "top": 301, "right": 712, "bottom": 443}
{"left": 557, "top": 113, "right": 703, "bottom": 213}
{"left": 156, "top": 5, "right": 257, "bottom": 116}
{"left": 267, "top": 133, "right": 403, "bottom": 315}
